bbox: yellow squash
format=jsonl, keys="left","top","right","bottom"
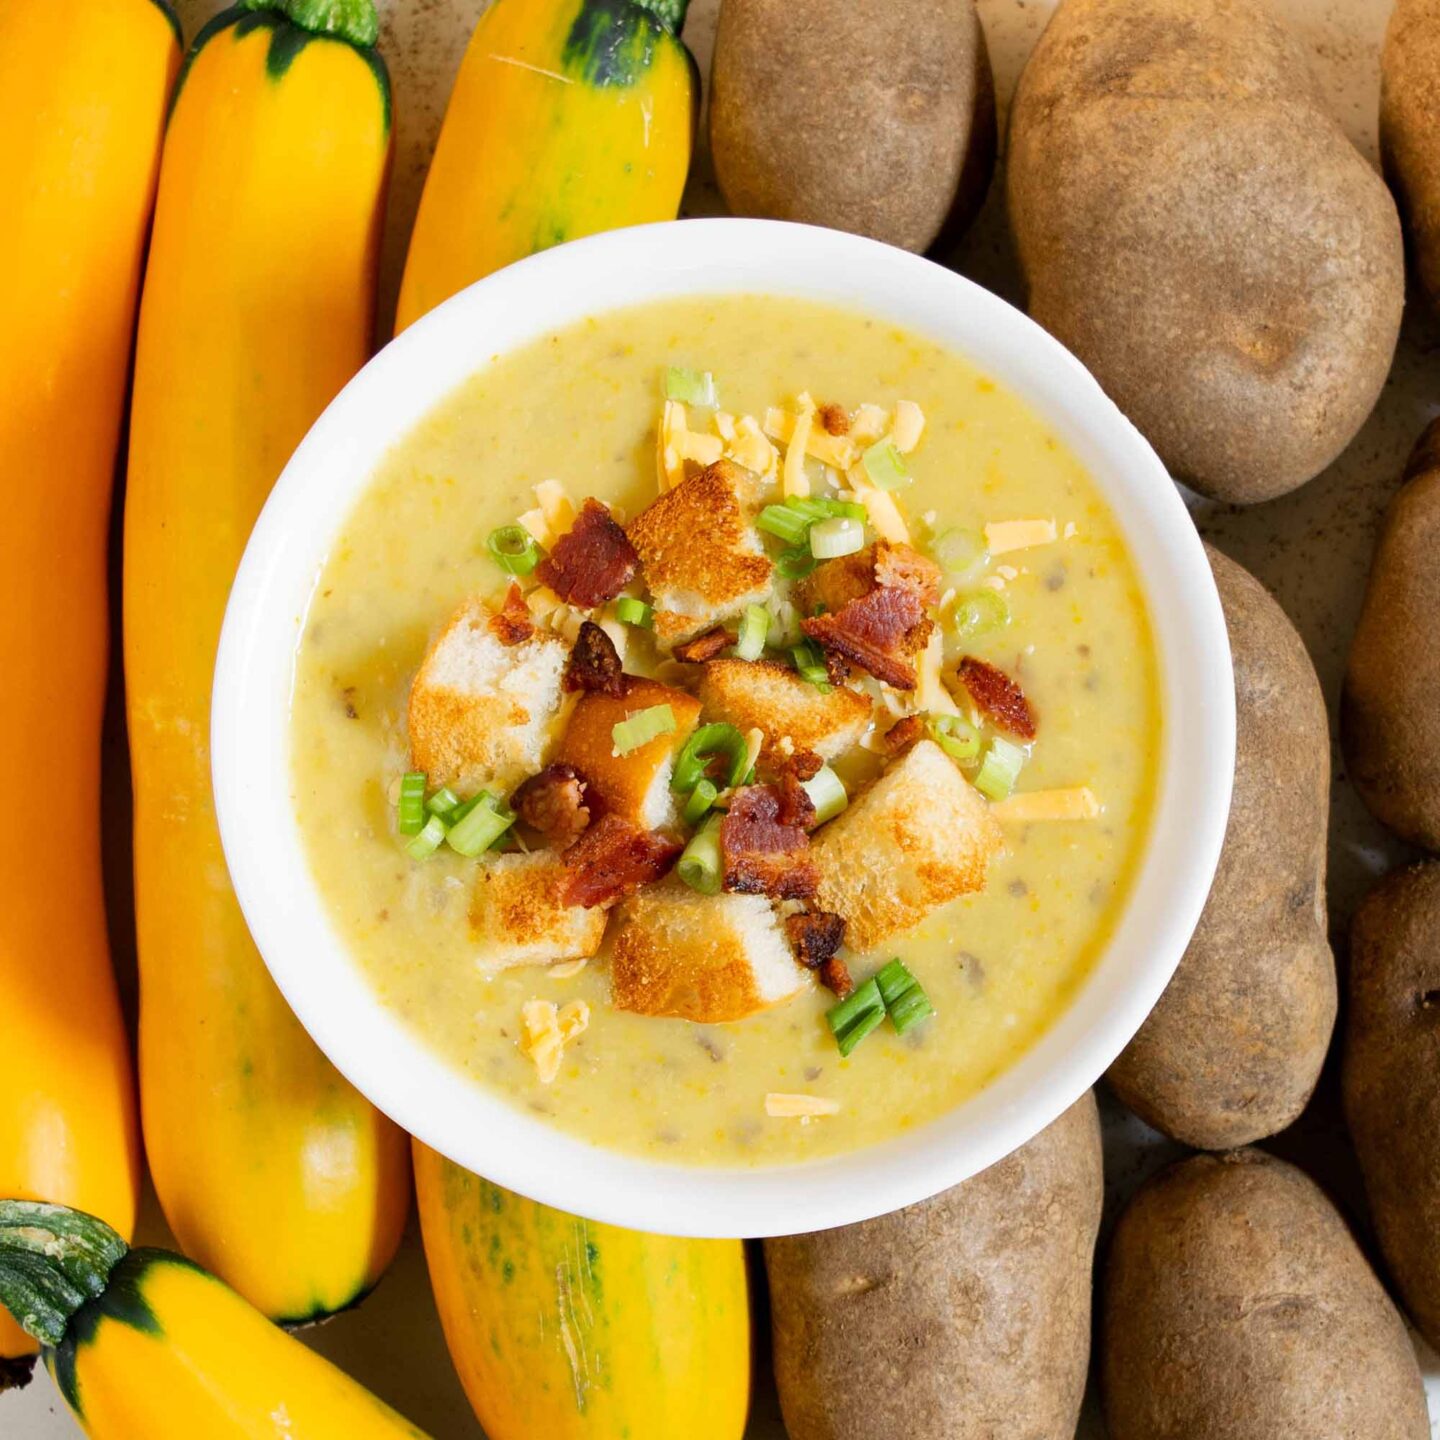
{"left": 0, "top": 1201, "right": 432, "bottom": 1438}
{"left": 0, "top": 0, "right": 178, "bottom": 1381}
{"left": 124, "top": 0, "right": 408, "bottom": 1323}
{"left": 414, "top": 1142, "right": 751, "bottom": 1439}
{"left": 395, "top": 0, "right": 697, "bottom": 331}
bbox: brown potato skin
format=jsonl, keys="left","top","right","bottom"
{"left": 1107, "top": 547, "right": 1335, "bottom": 1147}
{"left": 709, "top": 0, "right": 996, "bottom": 253}
{"left": 764, "top": 1092, "right": 1101, "bottom": 1440}
{"left": 1342, "top": 421, "right": 1440, "bottom": 851}
{"left": 1344, "top": 862, "right": 1440, "bottom": 1351}
{"left": 1103, "top": 1149, "right": 1430, "bottom": 1440}
{"left": 1007, "top": 0, "right": 1404, "bottom": 504}
{"left": 1383, "top": 0, "right": 1440, "bottom": 310}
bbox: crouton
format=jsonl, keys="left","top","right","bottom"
{"left": 555, "top": 676, "right": 701, "bottom": 829}
{"left": 698, "top": 657, "right": 872, "bottom": 765}
{"left": 810, "top": 738, "right": 1003, "bottom": 951}
{"left": 609, "top": 879, "right": 812, "bottom": 1023}
{"left": 470, "top": 851, "right": 608, "bottom": 974}
{"left": 408, "top": 595, "right": 568, "bottom": 793}
{"left": 626, "top": 460, "right": 773, "bottom": 646}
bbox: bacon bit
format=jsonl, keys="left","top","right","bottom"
{"left": 719, "top": 786, "right": 819, "bottom": 900}
{"left": 488, "top": 582, "right": 535, "bottom": 646}
{"left": 788, "top": 749, "right": 824, "bottom": 782}
{"left": 776, "top": 771, "right": 818, "bottom": 830}
{"left": 957, "top": 656, "right": 1037, "bottom": 740}
{"left": 536, "top": 498, "right": 640, "bottom": 609}
{"left": 804, "top": 588, "right": 931, "bottom": 690}
{"left": 562, "top": 814, "right": 682, "bottom": 908}
{"left": 818, "top": 956, "right": 854, "bottom": 999}
{"left": 512, "top": 763, "right": 590, "bottom": 847}
{"left": 563, "top": 620, "right": 626, "bottom": 697}
{"left": 882, "top": 714, "right": 926, "bottom": 755}
{"left": 673, "top": 626, "right": 736, "bottom": 663}
{"left": 818, "top": 403, "right": 850, "bottom": 436}
{"left": 785, "top": 910, "right": 846, "bottom": 969}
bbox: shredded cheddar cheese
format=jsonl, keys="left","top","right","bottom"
{"left": 845, "top": 464, "right": 911, "bottom": 543}
{"left": 990, "top": 787, "right": 1101, "bottom": 822}
{"left": 916, "top": 629, "right": 958, "bottom": 716}
{"left": 984, "top": 518, "right": 1059, "bottom": 554}
{"left": 765, "top": 1092, "right": 841, "bottom": 1118}
{"left": 713, "top": 410, "right": 737, "bottom": 442}
{"left": 742, "top": 726, "right": 765, "bottom": 778}
{"left": 517, "top": 506, "right": 552, "bottom": 548}
{"left": 850, "top": 403, "right": 888, "bottom": 445}
{"left": 781, "top": 393, "right": 816, "bottom": 497}
{"left": 521, "top": 997, "right": 591, "bottom": 1083}
{"left": 764, "top": 403, "right": 857, "bottom": 471}
{"left": 891, "top": 400, "right": 926, "bottom": 453}
{"left": 729, "top": 415, "right": 778, "bottom": 477}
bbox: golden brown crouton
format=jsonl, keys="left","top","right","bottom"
{"left": 608, "top": 878, "right": 811, "bottom": 1022}
{"left": 698, "top": 657, "right": 872, "bottom": 765}
{"left": 626, "top": 460, "right": 773, "bottom": 646}
{"left": 408, "top": 594, "right": 568, "bottom": 793}
{"left": 810, "top": 738, "right": 1003, "bottom": 951}
{"left": 555, "top": 676, "right": 702, "bottom": 829}
{"left": 470, "top": 851, "right": 608, "bottom": 974}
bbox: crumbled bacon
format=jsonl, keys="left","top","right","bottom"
{"left": 819, "top": 403, "right": 850, "bottom": 437}
{"left": 673, "top": 627, "right": 736, "bottom": 663}
{"left": 719, "top": 786, "right": 819, "bottom": 900}
{"left": 563, "top": 621, "right": 625, "bottom": 698}
{"left": 562, "top": 814, "right": 682, "bottom": 908}
{"left": 512, "top": 763, "right": 590, "bottom": 847}
{"left": 785, "top": 910, "right": 846, "bottom": 969}
{"left": 488, "top": 582, "right": 535, "bottom": 646}
{"left": 819, "top": 956, "right": 854, "bottom": 999}
{"left": 776, "top": 771, "right": 818, "bottom": 830}
{"left": 957, "top": 656, "right": 1037, "bottom": 740}
{"left": 883, "top": 714, "right": 926, "bottom": 755}
{"left": 788, "top": 750, "right": 824, "bottom": 783}
{"left": 536, "top": 498, "right": 639, "bottom": 609}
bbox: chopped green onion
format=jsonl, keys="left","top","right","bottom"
{"left": 682, "top": 778, "right": 719, "bottom": 825}
{"left": 486, "top": 524, "right": 543, "bottom": 577}
{"left": 933, "top": 527, "right": 989, "bottom": 579}
{"left": 757, "top": 504, "right": 812, "bottom": 546}
{"left": 927, "top": 713, "right": 981, "bottom": 764}
{"left": 612, "top": 704, "right": 677, "bottom": 756}
{"left": 397, "top": 772, "right": 427, "bottom": 836}
{"left": 446, "top": 792, "right": 515, "bottom": 857}
{"left": 664, "top": 366, "right": 716, "bottom": 407}
{"left": 615, "top": 596, "right": 654, "bottom": 629}
{"left": 733, "top": 604, "right": 770, "bottom": 661}
{"left": 874, "top": 958, "right": 917, "bottom": 1008}
{"left": 672, "top": 723, "right": 750, "bottom": 793}
{"left": 861, "top": 439, "right": 912, "bottom": 491}
{"left": 952, "top": 590, "right": 1011, "bottom": 640}
{"left": 874, "top": 958, "right": 935, "bottom": 1035}
{"left": 791, "top": 641, "right": 831, "bottom": 693}
{"left": 800, "top": 764, "right": 848, "bottom": 824}
{"left": 827, "top": 978, "right": 886, "bottom": 1057}
{"left": 425, "top": 785, "right": 462, "bottom": 822}
{"left": 677, "top": 814, "right": 724, "bottom": 894}
{"left": 405, "top": 813, "right": 448, "bottom": 861}
{"left": 974, "top": 737, "right": 1026, "bottom": 802}
{"left": 809, "top": 515, "right": 865, "bottom": 559}
{"left": 776, "top": 544, "right": 817, "bottom": 580}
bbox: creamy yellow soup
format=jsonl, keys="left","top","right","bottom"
{"left": 290, "top": 294, "right": 1159, "bottom": 1166}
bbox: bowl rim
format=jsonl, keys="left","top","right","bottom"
{"left": 212, "top": 217, "right": 1233, "bottom": 1238}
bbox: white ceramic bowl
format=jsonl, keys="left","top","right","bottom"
{"left": 213, "top": 217, "right": 1234, "bottom": 1239}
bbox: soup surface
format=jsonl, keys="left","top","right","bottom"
{"left": 290, "top": 294, "right": 1160, "bottom": 1166}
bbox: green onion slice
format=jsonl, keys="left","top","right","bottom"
{"left": 397, "top": 772, "right": 427, "bottom": 836}
{"left": 757, "top": 504, "right": 812, "bottom": 546}
{"left": 682, "top": 778, "right": 719, "bottom": 826}
{"left": 664, "top": 366, "right": 717, "bottom": 407}
{"left": 677, "top": 814, "right": 724, "bottom": 894}
{"left": 827, "top": 978, "right": 886, "bottom": 1058}
{"left": 861, "top": 439, "right": 912, "bottom": 491}
{"left": 787, "top": 496, "right": 867, "bottom": 523}
{"left": 612, "top": 704, "right": 677, "bottom": 757}
{"left": 791, "top": 640, "right": 832, "bottom": 693}
{"left": 425, "top": 785, "right": 462, "bottom": 822}
{"left": 800, "top": 764, "right": 848, "bottom": 825}
{"left": 615, "top": 596, "right": 654, "bottom": 629}
{"left": 927, "top": 713, "right": 982, "bottom": 764}
{"left": 809, "top": 515, "right": 865, "bottom": 560}
{"left": 974, "top": 737, "right": 1026, "bottom": 802}
{"left": 672, "top": 723, "right": 749, "bottom": 794}
{"left": 405, "top": 813, "right": 448, "bottom": 861}
{"left": 733, "top": 604, "right": 770, "bottom": 662}
{"left": 874, "top": 958, "right": 935, "bottom": 1035}
{"left": 487, "top": 524, "right": 543, "bottom": 577}
{"left": 932, "top": 527, "right": 989, "bottom": 579}
{"left": 776, "top": 544, "right": 817, "bottom": 580}
{"left": 446, "top": 792, "right": 515, "bottom": 857}
{"left": 952, "top": 590, "right": 1011, "bottom": 640}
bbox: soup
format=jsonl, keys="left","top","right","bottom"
{"left": 289, "top": 294, "right": 1160, "bottom": 1166}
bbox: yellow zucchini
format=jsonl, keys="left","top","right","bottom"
{"left": 0, "top": 1201, "right": 431, "bottom": 1438}
{"left": 395, "top": 0, "right": 697, "bottom": 331}
{"left": 414, "top": 1141, "right": 751, "bottom": 1439}
{"left": 124, "top": 0, "right": 409, "bottom": 1322}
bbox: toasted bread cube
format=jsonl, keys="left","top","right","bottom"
{"left": 609, "top": 879, "right": 811, "bottom": 1022}
{"left": 470, "top": 851, "right": 608, "bottom": 974}
{"left": 626, "top": 460, "right": 773, "bottom": 647}
{"left": 555, "top": 677, "right": 702, "bottom": 829}
{"left": 811, "top": 738, "right": 1003, "bottom": 951}
{"left": 408, "top": 595, "right": 568, "bottom": 794}
{"left": 698, "top": 658, "right": 872, "bottom": 766}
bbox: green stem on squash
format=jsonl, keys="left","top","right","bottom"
{"left": 0, "top": 1202, "right": 129, "bottom": 1350}
{"left": 238, "top": 0, "right": 379, "bottom": 48}
{"left": 629, "top": 0, "right": 691, "bottom": 37}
